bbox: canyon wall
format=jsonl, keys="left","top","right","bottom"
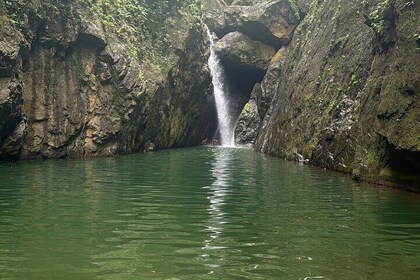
{"left": 204, "top": 0, "right": 419, "bottom": 187}
{"left": 0, "top": 0, "right": 217, "bottom": 159}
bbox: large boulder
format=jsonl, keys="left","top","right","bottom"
{"left": 215, "top": 31, "right": 275, "bottom": 72}
{"left": 202, "top": 0, "right": 226, "bottom": 34}
{"left": 204, "top": 0, "right": 301, "bottom": 49}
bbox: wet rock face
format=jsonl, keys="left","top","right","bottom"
{"left": 205, "top": 0, "right": 419, "bottom": 187}
{"left": 255, "top": 0, "right": 420, "bottom": 187}
{"left": 234, "top": 47, "right": 284, "bottom": 145}
{"left": 204, "top": 0, "right": 301, "bottom": 49}
{"left": 0, "top": 0, "right": 217, "bottom": 159}
{"left": 216, "top": 31, "right": 275, "bottom": 72}
{"left": 234, "top": 84, "right": 262, "bottom": 145}
{"left": 203, "top": 0, "right": 301, "bottom": 146}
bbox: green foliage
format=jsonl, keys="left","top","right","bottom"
{"left": 4, "top": 0, "right": 202, "bottom": 75}
{"left": 368, "top": 0, "right": 388, "bottom": 33}
{"left": 348, "top": 74, "right": 359, "bottom": 87}
{"left": 76, "top": 0, "right": 148, "bottom": 60}
{"left": 243, "top": 102, "right": 251, "bottom": 112}
{"left": 4, "top": 0, "right": 27, "bottom": 28}
{"left": 78, "top": 0, "right": 201, "bottom": 73}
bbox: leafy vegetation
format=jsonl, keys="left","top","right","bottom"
{"left": 4, "top": 0, "right": 202, "bottom": 75}
{"left": 4, "top": 0, "right": 31, "bottom": 28}
{"left": 348, "top": 74, "right": 359, "bottom": 88}
{"left": 81, "top": 0, "right": 202, "bottom": 74}
{"left": 367, "top": 0, "right": 388, "bottom": 33}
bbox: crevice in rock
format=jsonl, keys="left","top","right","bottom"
{"left": 383, "top": 141, "right": 420, "bottom": 187}
{"left": 219, "top": 55, "right": 266, "bottom": 123}
{"left": 239, "top": 22, "right": 284, "bottom": 50}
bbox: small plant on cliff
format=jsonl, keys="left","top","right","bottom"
{"left": 367, "top": 0, "right": 388, "bottom": 33}
{"left": 4, "top": 0, "right": 26, "bottom": 28}
{"left": 243, "top": 102, "right": 251, "bottom": 113}
{"left": 348, "top": 74, "right": 359, "bottom": 88}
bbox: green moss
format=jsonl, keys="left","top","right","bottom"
{"left": 368, "top": 0, "right": 388, "bottom": 33}
{"left": 110, "top": 110, "right": 121, "bottom": 122}
{"left": 348, "top": 73, "right": 359, "bottom": 90}
{"left": 243, "top": 102, "right": 251, "bottom": 113}
{"left": 302, "top": 135, "right": 319, "bottom": 158}
{"left": 287, "top": 0, "right": 301, "bottom": 21}
{"left": 4, "top": 0, "right": 26, "bottom": 29}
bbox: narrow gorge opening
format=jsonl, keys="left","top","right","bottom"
{"left": 206, "top": 31, "right": 267, "bottom": 147}
{"left": 222, "top": 60, "right": 265, "bottom": 101}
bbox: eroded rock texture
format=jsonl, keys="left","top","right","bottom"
{"left": 204, "top": 0, "right": 301, "bottom": 48}
{"left": 0, "top": 0, "right": 217, "bottom": 159}
{"left": 203, "top": 0, "right": 302, "bottom": 144}
{"left": 254, "top": 0, "right": 420, "bottom": 187}
{"left": 215, "top": 31, "right": 275, "bottom": 73}
{"left": 205, "top": 0, "right": 419, "bottom": 187}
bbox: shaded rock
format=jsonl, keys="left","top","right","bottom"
{"left": 0, "top": 0, "right": 217, "bottom": 159}
{"left": 0, "top": 77, "right": 24, "bottom": 158}
{"left": 202, "top": 0, "right": 226, "bottom": 34}
{"left": 216, "top": 31, "right": 275, "bottom": 72}
{"left": 295, "top": 0, "right": 312, "bottom": 15}
{"left": 233, "top": 47, "right": 285, "bottom": 145}
{"left": 0, "top": 120, "right": 27, "bottom": 158}
{"left": 204, "top": 0, "right": 300, "bottom": 49}
{"left": 234, "top": 84, "right": 262, "bottom": 145}
{"left": 255, "top": 0, "right": 420, "bottom": 187}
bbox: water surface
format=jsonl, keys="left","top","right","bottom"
{"left": 0, "top": 147, "right": 419, "bottom": 279}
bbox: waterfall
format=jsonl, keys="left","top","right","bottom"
{"left": 206, "top": 27, "right": 235, "bottom": 147}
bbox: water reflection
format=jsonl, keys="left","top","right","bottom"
{"left": 203, "top": 148, "right": 232, "bottom": 249}
{"left": 1, "top": 148, "right": 420, "bottom": 279}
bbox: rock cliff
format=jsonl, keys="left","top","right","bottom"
{"left": 2, "top": 0, "right": 419, "bottom": 187}
{"left": 0, "top": 0, "right": 217, "bottom": 159}
{"left": 204, "top": 0, "right": 419, "bottom": 187}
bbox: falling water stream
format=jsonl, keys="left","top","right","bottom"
{"left": 206, "top": 27, "right": 235, "bottom": 147}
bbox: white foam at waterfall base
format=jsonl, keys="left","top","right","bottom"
{"left": 206, "top": 27, "right": 235, "bottom": 147}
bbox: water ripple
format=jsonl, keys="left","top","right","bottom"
{"left": 0, "top": 147, "right": 420, "bottom": 279}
